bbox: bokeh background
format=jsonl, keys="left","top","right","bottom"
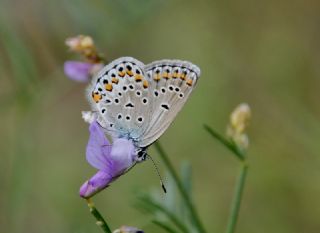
{"left": 1, "top": 0, "right": 320, "bottom": 232}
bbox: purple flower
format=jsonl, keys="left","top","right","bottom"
{"left": 64, "top": 61, "right": 94, "bottom": 82}
{"left": 80, "top": 121, "right": 137, "bottom": 198}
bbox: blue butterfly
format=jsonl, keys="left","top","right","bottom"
{"left": 80, "top": 57, "right": 200, "bottom": 198}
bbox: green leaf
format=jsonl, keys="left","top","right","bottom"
{"left": 203, "top": 124, "right": 245, "bottom": 161}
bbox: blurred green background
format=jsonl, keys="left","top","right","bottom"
{"left": 1, "top": 0, "right": 320, "bottom": 232}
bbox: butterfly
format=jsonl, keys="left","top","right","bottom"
{"left": 80, "top": 57, "right": 200, "bottom": 198}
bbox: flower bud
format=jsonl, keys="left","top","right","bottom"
{"left": 65, "top": 35, "right": 104, "bottom": 63}
{"left": 227, "top": 103, "right": 251, "bottom": 150}
{"left": 65, "top": 35, "right": 94, "bottom": 52}
{"left": 230, "top": 103, "right": 251, "bottom": 134}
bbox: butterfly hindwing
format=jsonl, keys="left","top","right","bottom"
{"left": 88, "top": 57, "right": 152, "bottom": 140}
{"left": 138, "top": 59, "right": 200, "bottom": 147}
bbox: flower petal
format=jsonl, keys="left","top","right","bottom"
{"left": 79, "top": 170, "right": 113, "bottom": 198}
{"left": 86, "top": 121, "right": 111, "bottom": 171}
{"left": 64, "top": 61, "right": 93, "bottom": 82}
{"left": 109, "top": 138, "right": 136, "bottom": 175}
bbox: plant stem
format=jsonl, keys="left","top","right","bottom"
{"left": 226, "top": 163, "right": 248, "bottom": 233}
{"left": 86, "top": 199, "right": 112, "bottom": 233}
{"left": 154, "top": 141, "right": 207, "bottom": 233}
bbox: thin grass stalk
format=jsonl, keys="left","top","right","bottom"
{"left": 154, "top": 141, "right": 207, "bottom": 233}
{"left": 225, "top": 163, "right": 248, "bottom": 233}
{"left": 152, "top": 220, "right": 180, "bottom": 233}
{"left": 139, "top": 197, "right": 190, "bottom": 233}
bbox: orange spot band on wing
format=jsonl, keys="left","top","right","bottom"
{"left": 126, "top": 70, "right": 133, "bottom": 76}
{"left": 186, "top": 79, "right": 193, "bottom": 86}
{"left": 153, "top": 74, "right": 161, "bottom": 81}
{"left": 105, "top": 83, "right": 113, "bottom": 91}
{"left": 118, "top": 71, "right": 125, "bottom": 77}
{"left": 162, "top": 72, "right": 171, "bottom": 79}
{"left": 135, "top": 74, "right": 143, "bottom": 82}
{"left": 143, "top": 80, "right": 149, "bottom": 88}
{"left": 92, "top": 92, "right": 102, "bottom": 103}
{"left": 112, "top": 77, "right": 119, "bottom": 84}
{"left": 180, "top": 73, "right": 186, "bottom": 80}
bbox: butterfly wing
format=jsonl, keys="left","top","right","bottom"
{"left": 137, "top": 59, "right": 200, "bottom": 147}
{"left": 87, "top": 57, "right": 200, "bottom": 148}
{"left": 87, "top": 57, "right": 153, "bottom": 141}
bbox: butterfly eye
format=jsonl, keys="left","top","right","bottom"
{"left": 137, "top": 150, "right": 146, "bottom": 159}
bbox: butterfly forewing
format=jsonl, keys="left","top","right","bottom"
{"left": 87, "top": 57, "right": 200, "bottom": 147}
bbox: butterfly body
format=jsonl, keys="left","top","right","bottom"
{"left": 80, "top": 57, "right": 200, "bottom": 198}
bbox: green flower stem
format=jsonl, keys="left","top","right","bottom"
{"left": 154, "top": 141, "right": 207, "bottom": 233}
{"left": 86, "top": 199, "right": 112, "bottom": 233}
{"left": 226, "top": 162, "right": 248, "bottom": 233}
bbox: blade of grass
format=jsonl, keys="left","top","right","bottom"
{"left": 138, "top": 196, "right": 190, "bottom": 233}
{"left": 203, "top": 124, "right": 244, "bottom": 161}
{"left": 225, "top": 163, "right": 248, "bottom": 233}
{"left": 154, "top": 141, "right": 207, "bottom": 233}
{"left": 152, "top": 220, "right": 180, "bottom": 233}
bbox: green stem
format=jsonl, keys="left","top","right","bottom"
{"left": 86, "top": 199, "right": 112, "bottom": 233}
{"left": 226, "top": 163, "right": 249, "bottom": 233}
{"left": 154, "top": 141, "right": 207, "bottom": 233}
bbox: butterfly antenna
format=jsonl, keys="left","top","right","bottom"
{"left": 147, "top": 154, "right": 167, "bottom": 193}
